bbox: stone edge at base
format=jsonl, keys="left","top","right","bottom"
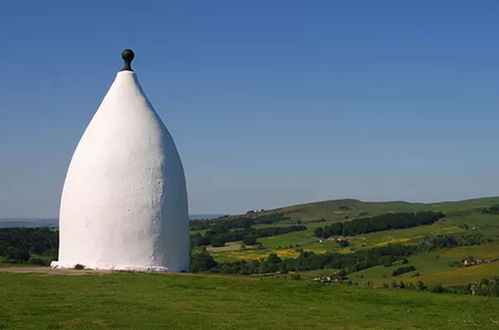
{"left": 50, "top": 261, "right": 170, "bottom": 272}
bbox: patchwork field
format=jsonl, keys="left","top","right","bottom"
{"left": 347, "top": 240, "right": 499, "bottom": 287}
{"left": 191, "top": 197, "right": 499, "bottom": 294}
{"left": 413, "top": 262, "right": 499, "bottom": 286}
{"left": 209, "top": 198, "right": 499, "bottom": 264}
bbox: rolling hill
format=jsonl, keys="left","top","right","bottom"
{"left": 268, "top": 196, "right": 499, "bottom": 222}
{"left": 191, "top": 197, "right": 499, "bottom": 289}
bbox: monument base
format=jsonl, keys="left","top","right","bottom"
{"left": 50, "top": 261, "right": 170, "bottom": 272}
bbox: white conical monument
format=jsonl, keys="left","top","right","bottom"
{"left": 51, "top": 49, "right": 189, "bottom": 272}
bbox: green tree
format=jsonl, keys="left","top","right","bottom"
{"left": 242, "top": 234, "right": 257, "bottom": 245}
{"left": 191, "top": 249, "right": 218, "bottom": 272}
{"left": 6, "top": 247, "right": 30, "bottom": 263}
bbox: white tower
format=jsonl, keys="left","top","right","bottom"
{"left": 51, "top": 50, "right": 189, "bottom": 272}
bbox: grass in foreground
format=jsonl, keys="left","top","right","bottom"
{"left": 0, "top": 271, "right": 498, "bottom": 329}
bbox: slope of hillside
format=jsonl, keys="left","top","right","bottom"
{"left": 193, "top": 197, "right": 499, "bottom": 290}
{"left": 269, "top": 196, "right": 499, "bottom": 222}
{"left": 206, "top": 197, "right": 499, "bottom": 260}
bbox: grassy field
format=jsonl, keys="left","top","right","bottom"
{"left": 2, "top": 198, "right": 499, "bottom": 329}
{"left": 270, "top": 197, "right": 499, "bottom": 222}
{"left": 346, "top": 240, "right": 499, "bottom": 287}
{"left": 413, "top": 262, "right": 499, "bottom": 286}
{"left": 0, "top": 271, "right": 498, "bottom": 329}
{"left": 212, "top": 220, "right": 467, "bottom": 262}
{"left": 440, "top": 240, "right": 499, "bottom": 259}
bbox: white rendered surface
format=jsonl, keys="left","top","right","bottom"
{"left": 52, "top": 71, "right": 189, "bottom": 272}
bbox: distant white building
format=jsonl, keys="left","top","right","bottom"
{"left": 51, "top": 49, "right": 189, "bottom": 272}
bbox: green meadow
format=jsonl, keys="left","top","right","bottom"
{"left": 1, "top": 271, "right": 498, "bottom": 329}
{"left": 345, "top": 240, "right": 499, "bottom": 287}
{"left": 271, "top": 197, "right": 499, "bottom": 222}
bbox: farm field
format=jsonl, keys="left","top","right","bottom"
{"left": 190, "top": 197, "right": 499, "bottom": 292}
{"left": 413, "top": 262, "right": 499, "bottom": 286}
{"left": 208, "top": 197, "right": 499, "bottom": 263}
{"left": 0, "top": 271, "right": 498, "bottom": 329}
{"left": 347, "top": 240, "right": 499, "bottom": 287}
{"left": 211, "top": 221, "right": 466, "bottom": 262}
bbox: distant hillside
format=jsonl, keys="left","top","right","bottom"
{"left": 0, "top": 214, "right": 225, "bottom": 228}
{"left": 189, "top": 214, "right": 226, "bottom": 221}
{"left": 266, "top": 196, "right": 499, "bottom": 222}
{"left": 186, "top": 196, "right": 499, "bottom": 293}
{"left": 0, "top": 218, "right": 58, "bottom": 228}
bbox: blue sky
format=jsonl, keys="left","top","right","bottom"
{"left": 1, "top": 1, "right": 499, "bottom": 217}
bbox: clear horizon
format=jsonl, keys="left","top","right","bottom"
{"left": 2, "top": 1, "right": 499, "bottom": 217}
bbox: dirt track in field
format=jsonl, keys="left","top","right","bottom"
{"left": 0, "top": 266, "right": 254, "bottom": 279}
{"left": 0, "top": 267, "right": 112, "bottom": 275}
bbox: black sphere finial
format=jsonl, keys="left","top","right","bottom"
{"left": 121, "top": 49, "right": 135, "bottom": 71}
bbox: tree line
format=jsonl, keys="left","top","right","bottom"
{"left": 191, "top": 232, "right": 488, "bottom": 275}
{"left": 386, "top": 277, "right": 499, "bottom": 297}
{"left": 392, "top": 265, "right": 416, "bottom": 276}
{"left": 192, "top": 243, "right": 418, "bottom": 274}
{"left": 0, "top": 228, "right": 58, "bottom": 264}
{"left": 191, "top": 225, "right": 307, "bottom": 247}
{"left": 190, "top": 213, "right": 288, "bottom": 231}
{"left": 314, "top": 211, "right": 445, "bottom": 238}
{"left": 482, "top": 204, "right": 499, "bottom": 214}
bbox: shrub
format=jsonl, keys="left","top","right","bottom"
{"left": 191, "top": 249, "right": 218, "bottom": 272}
{"left": 314, "top": 211, "right": 444, "bottom": 238}
{"left": 6, "top": 247, "right": 30, "bottom": 263}
{"left": 210, "top": 236, "right": 226, "bottom": 247}
{"left": 429, "top": 284, "right": 446, "bottom": 293}
{"left": 482, "top": 205, "right": 499, "bottom": 214}
{"left": 416, "top": 281, "right": 426, "bottom": 290}
{"left": 74, "top": 264, "right": 85, "bottom": 270}
{"left": 392, "top": 265, "right": 416, "bottom": 276}
{"left": 338, "top": 240, "right": 350, "bottom": 247}
{"left": 242, "top": 235, "right": 257, "bottom": 245}
{"left": 29, "top": 257, "right": 49, "bottom": 266}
